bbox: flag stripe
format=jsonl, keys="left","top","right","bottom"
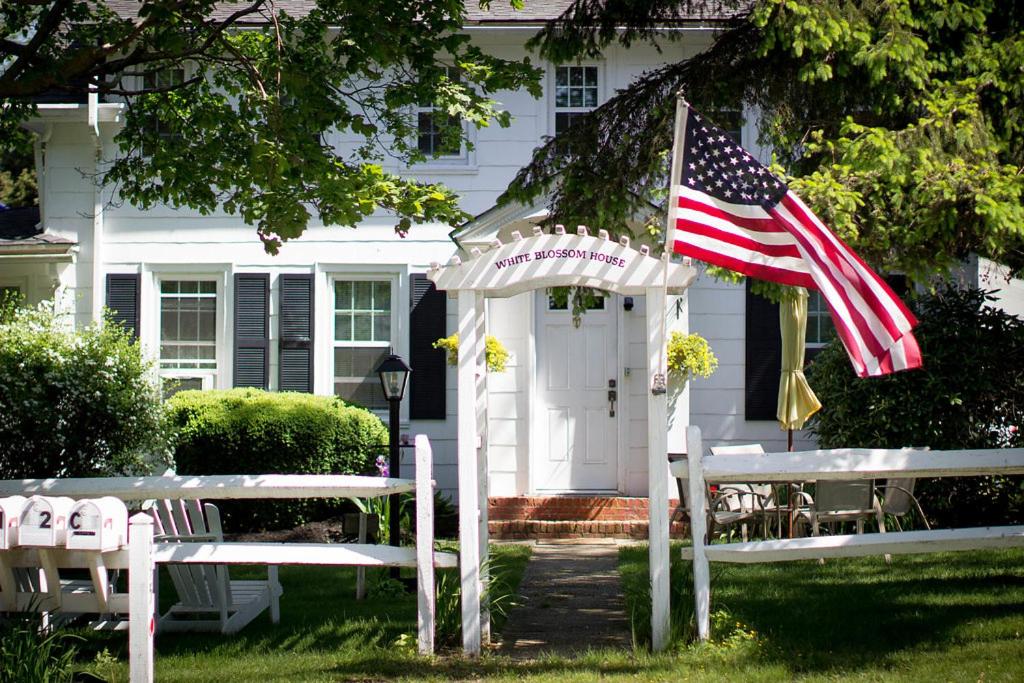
{"left": 677, "top": 193, "right": 788, "bottom": 232}
{"left": 675, "top": 220, "right": 806, "bottom": 259}
{"left": 672, "top": 240, "right": 817, "bottom": 288}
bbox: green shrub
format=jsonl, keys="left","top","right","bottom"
{"left": 807, "top": 286, "right": 1024, "bottom": 527}
{"left": 0, "top": 301, "right": 171, "bottom": 479}
{"left": 167, "top": 388, "right": 388, "bottom": 530}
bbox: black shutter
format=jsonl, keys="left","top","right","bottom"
{"left": 744, "top": 280, "right": 782, "bottom": 420}
{"left": 233, "top": 274, "right": 269, "bottom": 389}
{"left": 409, "top": 274, "right": 447, "bottom": 419}
{"left": 105, "top": 274, "right": 140, "bottom": 339}
{"left": 279, "top": 274, "right": 314, "bottom": 393}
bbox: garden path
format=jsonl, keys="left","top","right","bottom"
{"left": 499, "top": 540, "right": 632, "bottom": 658}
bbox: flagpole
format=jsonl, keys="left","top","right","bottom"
{"left": 654, "top": 92, "right": 690, "bottom": 396}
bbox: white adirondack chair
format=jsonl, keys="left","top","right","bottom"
{"left": 149, "top": 498, "right": 283, "bottom": 634}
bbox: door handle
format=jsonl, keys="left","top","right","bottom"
{"left": 607, "top": 389, "right": 617, "bottom": 417}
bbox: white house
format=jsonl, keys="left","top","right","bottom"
{"left": 4, "top": 2, "right": 1019, "bottom": 507}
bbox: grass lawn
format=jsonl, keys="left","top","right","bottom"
{"left": 69, "top": 543, "right": 1024, "bottom": 681}
{"left": 619, "top": 544, "right": 1024, "bottom": 682}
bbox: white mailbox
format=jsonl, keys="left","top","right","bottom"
{"left": 18, "top": 496, "right": 75, "bottom": 547}
{"left": 66, "top": 497, "right": 128, "bottom": 551}
{"left": 0, "top": 495, "right": 27, "bottom": 549}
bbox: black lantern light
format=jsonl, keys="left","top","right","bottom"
{"left": 376, "top": 354, "right": 411, "bottom": 401}
{"left": 375, "top": 354, "right": 411, "bottom": 579}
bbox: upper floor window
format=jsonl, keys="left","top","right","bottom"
{"left": 554, "top": 65, "right": 598, "bottom": 135}
{"left": 709, "top": 108, "right": 744, "bottom": 146}
{"left": 417, "top": 66, "right": 464, "bottom": 159}
{"left": 159, "top": 279, "right": 218, "bottom": 374}
{"left": 806, "top": 290, "right": 835, "bottom": 347}
{"left": 333, "top": 279, "right": 394, "bottom": 410}
{"left": 142, "top": 67, "right": 185, "bottom": 92}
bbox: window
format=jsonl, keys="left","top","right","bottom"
{"left": 159, "top": 279, "right": 218, "bottom": 377}
{"left": 708, "top": 108, "right": 744, "bottom": 145}
{"left": 548, "top": 289, "right": 605, "bottom": 310}
{"left": 0, "top": 285, "right": 23, "bottom": 309}
{"left": 806, "top": 291, "right": 835, "bottom": 347}
{"left": 333, "top": 279, "right": 393, "bottom": 410}
{"left": 554, "top": 65, "right": 599, "bottom": 135}
{"left": 142, "top": 67, "right": 185, "bottom": 92}
{"left": 142, "top": 67, "right": 185, "bottom": 146}
{"left": 417, "top": 66, "right": 464, "bottom": 159}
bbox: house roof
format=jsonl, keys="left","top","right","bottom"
{"left": 0, "top": 206, "right": 76, "bottom": 257}
{"left": 104, "top": 1, "right": 742, "bottom": 25}
{"left": 453, "top": 188, "right": 665, "bottom": 251}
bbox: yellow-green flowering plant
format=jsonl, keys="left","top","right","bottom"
{"left": 433, "top": 333, "right": 510, "bottom": 373}
{"left": 666, "top": 331, "right": 717, "bottom": 382}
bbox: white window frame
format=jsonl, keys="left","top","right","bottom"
{"left": 550, "top": 63, "right": 604, "bottom": 137}
{"left": 406, "top": 65, "right": 477, "bottom": 172}
{"left": 329, "top": 273, "right": 401, "bottom": 413}
{"left": 147, "top": 270, "right": 228, "bottom": 391}
{"left": 806, "top": 290, "right": 834, "bottom": 349}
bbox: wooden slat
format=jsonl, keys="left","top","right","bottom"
{"left": 675, "top": 526, "right": 1024, "bottom": 564}
{"left": 670, "top": 448, "right": 1024, "bottom": 483}
{"left": 152, "top": 542, "right": 457, "bottom": 568}
{"left": 0, "top": 474, "right": 418, "bottom": 501}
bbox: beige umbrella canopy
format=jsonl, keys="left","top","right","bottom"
{"left": 777, "top": 287, "right": 822, "bottom": 448}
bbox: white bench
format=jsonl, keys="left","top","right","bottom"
{"left": 671, "top": 426, "right": 1024, "bottom": 641}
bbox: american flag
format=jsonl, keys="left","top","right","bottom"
{"left": 668, "top": 104, "right": 922, "bottom": 377}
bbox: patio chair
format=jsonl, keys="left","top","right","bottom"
{"left": 677, "top": 447, "right": 765, "bottom": 542}
{"left": 708, "top": 444, "right": 788, "bottom": 538}
{"left": 876, "top": 478, "right": 931, "bottom": 531}
{"left": 149, "top": 498, "right": 283, "bottom": 634}
{"left": 790, "top": 480, "right": 886, "bottom": 537}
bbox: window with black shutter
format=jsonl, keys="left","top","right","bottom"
{"left": 744, "top": 280, "right": 782, "bottom": 420}
{"left": 409, "top": 274, "right": 447, "bottom": 419}
{"left": 105, "top": 274, "right": 140, "bottom": 339}
{"left": 233, "top": 273, "right": 269, "bottom": 389}
{"left": 279, "top": 274, "right": 314, "bottom": 393}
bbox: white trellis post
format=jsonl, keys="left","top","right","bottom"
{"left": 457, "top": 289, "right": 482, "bottom": 656}
{"left": 686, "top": 425, "right": 710, "bottom": 641}
{"left": 415, "top": 435, "right": 437, "bottom": 654}
{"left": 646, "top": 284, "right": 670, "bottom": 651}
{"left": 128, "top": 513, "right": 155, "bottom": 683}
{"left": 475, "top": 294, "right": 491, "bottom": 644}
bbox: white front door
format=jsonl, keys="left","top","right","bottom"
{"left": 534, "top": 291, "right": 619, "bottom": 492}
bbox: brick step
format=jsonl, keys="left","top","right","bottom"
{"left": 489, "top": 519, "right": 690, "bottom": 540}
{"left": 488, "top": 496, "right": 684, "bottom": 522}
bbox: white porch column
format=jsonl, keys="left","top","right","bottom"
{"left": 646, "top": 285, "right": 670, "bottom": 652}
{"left": 475, "top": 293, "right": 491, "bottom": 644}
{"left": 457, "top": 289, "right": 482, "bottom": 656}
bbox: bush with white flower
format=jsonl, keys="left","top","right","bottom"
{"left": 0, "top": 300, "right": 172, "bottom": 479}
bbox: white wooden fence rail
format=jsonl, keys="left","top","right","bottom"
{"left": 0, "top": 434, "right": 452, "bottom": 683}
{"left": 672, "top": 426, "right": 1024, "bottom": 642}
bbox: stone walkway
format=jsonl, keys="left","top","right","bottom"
{"left": 499, "top": 540, "right": 632, "bottom": 658}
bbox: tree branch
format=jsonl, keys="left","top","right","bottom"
{"left": 1, "top": 0, "right": 74, "bottom": 84}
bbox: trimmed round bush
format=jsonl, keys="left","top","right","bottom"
{"left": 0, "top": 301, "right": 171, "bottom": 479}
{"left": 167, "top": 388, "right": 388, "bottom": 531}
{"left": 807, "top": 286, "right": 1024, "bottom": 527}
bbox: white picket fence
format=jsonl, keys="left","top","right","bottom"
{"left": 0, "top": 434, "right": 454, "bottom": 683}
{"left": 671, "top": 426, "right": 1024, "bottom": 641}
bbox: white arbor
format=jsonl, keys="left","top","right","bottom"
{"left": 428, "top": 227, "right": 696, "bottom": 653}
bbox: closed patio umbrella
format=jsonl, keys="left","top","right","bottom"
{"left": 777, "top": 287, "right": 822, "bottom": 450}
